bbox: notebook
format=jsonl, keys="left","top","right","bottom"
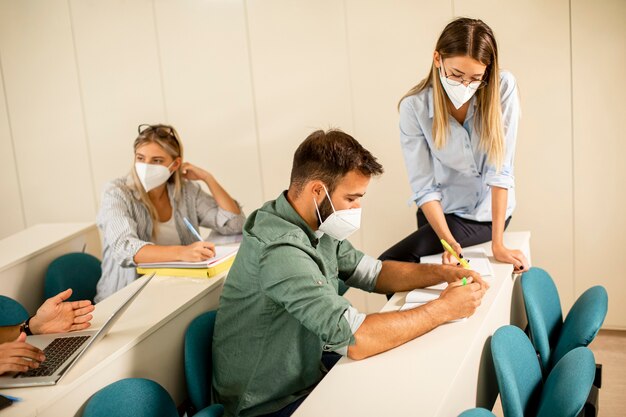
{"left": 137, "top": 245, "right": 238, "bottom": 269}
{"left": 0, "top": 273, "right": 154, "bottom": 388}
{"left": 136, "top": 245, "right": 238, "bottom": 278}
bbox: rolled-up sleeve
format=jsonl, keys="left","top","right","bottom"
{"left": 343, "top": 255, "right": 382, "bottom": 292}
{"left": 399, "top": 97, "right": 442, "bottom": 207}
{"left": 485, "top": 72, "right": 520, "bottom": 189}
{"left": 97, "top": 183, "right": 152, "bottom": 268}
{"left": 193, "top": 182, "right": 246, "bottom": 234}
{"left": 260, "top": 241, "right": 355, "bottom": 353}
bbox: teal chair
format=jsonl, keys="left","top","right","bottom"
{"left": 45, "top": 252, "right": 102, "bottom": 303}
{"left": 458, "top": 408, "right": 496, "bottom": 417}
{"left": 521, "top": 267, "right": 607, "bottom": 374}
{"left": 83, "top": 378, "right": 178, "bottom": 417}
{"left": 492, "top": 325, "right": 595, "bottom": 417}
{"left": 184, "top": 310, "right": 224, "bottom": 417}
{"left": 0, "top": 295, "right": 29, "bottom": 326}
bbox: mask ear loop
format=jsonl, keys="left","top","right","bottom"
{"left": 313, "top": 184, "right": 335, "bottom": 224}
{"left": 321, "top": 184, "right": 336, "bottom": 211}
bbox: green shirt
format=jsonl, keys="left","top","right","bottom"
{"left": 212, "top": 192, "right": 379, "bottom": 417}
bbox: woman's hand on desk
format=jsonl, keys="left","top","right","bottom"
{"left": 0, "top": 333, "right": 45, "bottom": 375}
{"left": 29, "top": 289, "right": 95, "bottom": 334}
{"left": 492, "top": 244, "right": 529, "bottom": 273}
{"left": 178, "top": 241, "right": 215, "bottom": 262}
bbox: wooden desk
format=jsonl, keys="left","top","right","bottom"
{"left": 0, "top": 273, "right": 225, "bottom": 417}
{"left": 0, "top": 223, "right": 101, "bottom": 312}
{"left": 294, "top": 232, "right": 531, "bottom": 417}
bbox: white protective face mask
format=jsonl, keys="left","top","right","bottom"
{"left": 135, "top": 161, "right": 174, "bottom": 192}
{"left": 313, "top": 185, "right": 361, "bottom": 241}
{"left": 438, "top": 58, "right": 478, "bottom": 110}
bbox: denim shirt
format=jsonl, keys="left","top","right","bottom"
{"left": 399, "top": 70, "right": 520, "bottom": 222}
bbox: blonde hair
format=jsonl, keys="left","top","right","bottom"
{"left": 130, "top": 124, "right": 184, "bottom": 222}
{"left": 400, "top": 18, "right": 505, "bottom": 169}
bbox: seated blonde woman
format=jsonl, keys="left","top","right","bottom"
{"left": 95, "top": 124, "right": 245, "bottom": 302}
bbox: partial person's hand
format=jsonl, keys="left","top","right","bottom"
{"left": 0, "top": 332, "right": 45, "bottom": 375}
{"left": 440, "top": 264, "right": 489, "bottom": 291}
{"left": 492, "top": 244, "right": 529, "bottom": 273}
{"left": 441, "top": 241, "right": 463, "bottom": 265}
{"left": 179, "top": 241, "right": 216, "bottom": 262}
{"left": 29, "top": 289, "right": 95, "bottom": 335}
{"left": 180, "top": 162, "right": 210, "bottom": 182}
{"left": 437, "top": 278, "right": 484, "bottom": 321}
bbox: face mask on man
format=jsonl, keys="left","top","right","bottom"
{"left": 438, "top": 57, "right": 478, "bottom": 110}
{"left": 135, "top": 161, "right": 175, "bottom": 192}
{"left": 313, "top": 184, "right": 361, "bottom": 241}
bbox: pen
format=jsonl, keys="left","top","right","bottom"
{"left": 183, "top": 217, "right": 204, "bottom": 242}
{"left": 440, "top": 238, "right": 471, "bottom": 270}
{"left": 1, "top": 394, "right": 21, "bottom": 402}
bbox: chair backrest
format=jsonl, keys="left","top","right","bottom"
{"left": 550, "top": 286, "right": 607, "bottom": 369}
{"left": 45, "top": 253, "right": 101, "bottom": 303}
{"left": 185, "top": 310, "right": 218, "bottom": 412}
{"left": 82, "top": 378, "right": 178, "bottom": 417}
{"left": 521, "top": 267, "right": 563, "bottom": 372}
{"left": 492, "top": 325, "right": 543, "bottom": 417}
{"left": 536, "top": 347, "right": 595, "bottom": 417}
{"left": 0, "top": 295, "right": 29, "bottom": 326}
{"left": 458, "top": 407, "right": 496, "bottom": 417}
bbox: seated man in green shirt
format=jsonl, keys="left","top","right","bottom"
{"left": 212, "top": 129, "right": 487, "bottom": 417}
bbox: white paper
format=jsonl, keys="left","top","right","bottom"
{"left": 420, "top": 248, "right": 494, "bottom": 277}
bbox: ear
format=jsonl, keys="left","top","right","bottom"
{"left": 309, "top": 180, "right": 327, "bottom": 201}
{"left": 433, "top": 51, "right": 442, "bottom": 68}
{"left": 170, "top": 157, "right": 182, "bottom": 172}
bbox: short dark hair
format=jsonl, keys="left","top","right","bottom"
{"left": 289, "top": 129, "right": 383, "bottom": 195}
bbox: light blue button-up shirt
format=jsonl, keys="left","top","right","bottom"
{"left": 399, "top": 70, "right": 519, "bottom": 222}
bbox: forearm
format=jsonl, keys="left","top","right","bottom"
{"left": 203, "top": 174, "right": 241, "bottom": 214}
{"left": 0, "top": 326, "right": 21, "bottom": 344}
{"left": 374, "top": 261, "right": 445, "bottom": 293}
{"left": 420, "top": 201, "right": 454, "bottom": 243}
{"left": 490, "top": 186, "right": 508, "bottom": 247}
{"left": 133, "top": 244, "right": 183, "bottom": 263}
{"left": 348, "top": 300, "right": 449, "bottom": 360}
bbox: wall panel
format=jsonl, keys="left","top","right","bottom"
{"left": 154, "top": 0, "right": 263, "bottom": 213}
{"left": 0, "top": 0, "right": 95, "bottom": 225}
{"left": 572, "top": 0, "right": 626, "bottom": 328}
{"left": 0, "top": 61, "right": 24, "bottom": 239}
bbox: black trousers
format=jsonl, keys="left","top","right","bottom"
{"left": 379, "top": 210, "right": 511, "bottom": 263}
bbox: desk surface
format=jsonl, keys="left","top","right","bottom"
{"left": 0, "top": 273, "right": 226, "bottom": 417}
{"left": 0, "top": 223, "right": 97, "bottom": 272}
{"left": 294, "top": 231, "right": 531, "bottom": 417}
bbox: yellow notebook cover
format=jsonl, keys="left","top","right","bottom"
{"left": 136, "top": 255, "right": 235, "bottom": 278}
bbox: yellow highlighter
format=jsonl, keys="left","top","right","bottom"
{"left": 441, "top": 239, "right": 472, "bottom": 270}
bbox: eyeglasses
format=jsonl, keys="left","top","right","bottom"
{"left": 137, "top": 124, "right": 178, "bottom": 141}
{"left": 440, "top": 60, "right": 488, "bottom": 90}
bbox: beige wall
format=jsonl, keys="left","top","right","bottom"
{"left": 0, "top": 0, "right": 623, "bottom": 328}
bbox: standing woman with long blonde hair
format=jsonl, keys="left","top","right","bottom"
{"left": 95, "top": 124, "right": 245, "bottom": 302}
{"left": 380, "top": 18, "right": 529, "bottom": 273}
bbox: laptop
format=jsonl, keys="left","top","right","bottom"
{"left": 0, "top": 273, "right": 155, "bottom": 388}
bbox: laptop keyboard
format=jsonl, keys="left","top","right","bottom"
{"left": 20, "top": 335, "right": 91, "bottom": 378}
